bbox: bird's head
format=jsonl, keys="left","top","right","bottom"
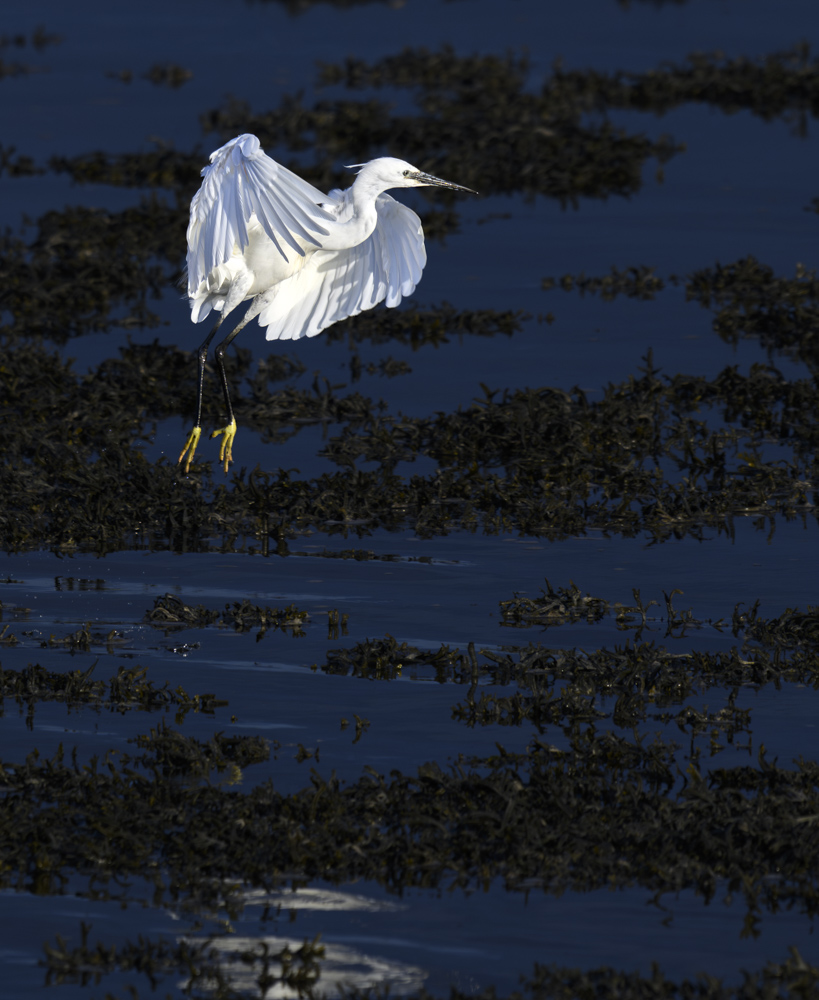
{"left": 347, "top": 157, "right": 477, "bottom": 195}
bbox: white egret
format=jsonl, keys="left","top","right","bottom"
{"left": 179, "top": 133, "right": 477, "bottom": 473}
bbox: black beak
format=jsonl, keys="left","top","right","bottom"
{"left": 412, "top": 170, "right": 478, "bottom": 195}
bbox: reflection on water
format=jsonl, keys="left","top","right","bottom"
{"left": 245, "top": 887, "right": 406, "bottom": 913}
{"left": 189, "top": 935, "right": 426, "bottom": 999}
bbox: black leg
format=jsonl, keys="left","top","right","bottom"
{"left": 214, "top": 323, "right": 246, "bottom": 427}
{"left": 208, "top": 319, "right": 250, "bottom": 473}
{"left": 178, "top": 315, "right": 223, "bottom": 473}
{"left": 180, "top": 292, "right": 262, "bottom": 474}
{"left": 194, "top": 320, "right": 224, "bottom": 427}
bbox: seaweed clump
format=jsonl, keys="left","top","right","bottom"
{"left": 129, "top": 718, "right": 271, "bottom": 778}
{"left": 542, "top": 265, "right": 666, "bottom": 300}
{"left": 146, "top": 593, "right": 310, "bottom": 638}
{"left": 3, "top": 725, "right": 819, "bottom": 922}
{"left": 685, "top": 256, "right": 819, "bottom": 370}
{"left": 0, "top": 661, "right": 227, "bottom": 726}
{"left": 43, "top": 920, "right": 323, "bottom": 994}
{"left": 544, "top": 257, "right": 819, "bottom": 370}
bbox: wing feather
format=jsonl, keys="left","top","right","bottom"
{"left": 257, "top": 193, "right": 427, "bottom": 341}
{"left": 186, "top": 134, "right": 334, "bottom": 296}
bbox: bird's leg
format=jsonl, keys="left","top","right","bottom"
{"left": 178, "top": 317, "right": 223, "bottom": 474}
{"left": 210, "top": 310, "right": 257, "bottom": 474}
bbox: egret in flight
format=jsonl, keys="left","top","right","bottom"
{"left": 179, "top": 133, "right": 476, "bottom": 473}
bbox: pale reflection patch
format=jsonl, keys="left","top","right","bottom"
{"left": 188, "top": 935, "right": 426, "bottom": 998}
{"left": 244, "top": 886, "right": 407, "bottom": 913}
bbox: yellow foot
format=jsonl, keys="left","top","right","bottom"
{"left": 211, "top": 417, "right": 237, "bottom": 474}
{"left": 178, "top": 425, "right": 202, "bottom": 474}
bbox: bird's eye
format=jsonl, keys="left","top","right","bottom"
{"left": 402, "top": 170, "right": 410, "bottom": 177}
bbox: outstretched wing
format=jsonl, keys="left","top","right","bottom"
{"left": 186, "top": 134, "right": 335, "bottom": 296}
{"left": 257, "top": 193, "right": 427, "bottom": 341}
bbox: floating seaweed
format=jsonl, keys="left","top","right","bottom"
{"left": 0, "top": 661, "right": 228, "bottom": 726}
{"left": 2, "top": 717, "right": 818, "bottom": 918}
{"left": 146, "top": 593, "right": 311, "bottom": 638}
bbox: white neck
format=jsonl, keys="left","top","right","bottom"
{"left": 319, "top": 165, "right": 396, "bottom": 251}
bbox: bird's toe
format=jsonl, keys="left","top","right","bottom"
{"left": 211, "top": 418, "right": 237, "bottom": 474}
{"left": 178, "top": 426, "right": 203, "bottom": 474}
